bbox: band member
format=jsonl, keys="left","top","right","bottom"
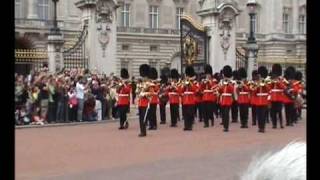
{"left": 250, "top": 70, "right": 259, "bottom": 126}
{"left": 231, "top": 70, "right": 240, "bottom": 123}
{"left": 147, "top": 67, "right": 159, "bottom": 130}
{"left": 293, "top": 71, "right": 304, "bottom": 122}
{"left": 137, "top": 64, "right": 150, "bottom": 137}
{"left": 255, "top": 66, "right": 271, "bottom": 133}
{"left": 283, "top": 66, "right": 296, "bottom": 126}
{"left": 168, "top": 69, "right": 181, "bottom": 127}
{"left": 270, "top": 64, "right": 285, "bottom": 129}
{"left": 181, "top": 66, "right": 198, "bottom": 131}
{"left": 213, "top": 72, "right": 221, "bottom": 119}
{"left": 201, "top": 64, "right": 218, "bottom": 127}
{"left": 159, "top": 74, "right": 169, "bottom": 124}
{"left": 237, "top": 67, "right": 250, "bottom": 128}
{"left": 117, "top": 68, "right": 131, "bottom": 129}
{"left": 195, "top": 75, "right": 204, "bottom": 122}
{"left": 218, "top": 65, "right": 235, "bottom": 132}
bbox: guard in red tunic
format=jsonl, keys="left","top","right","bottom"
{"left": 168, "top": 69, "right": 181, "bottom": 127}
{"left": 293, "top": 71, "right": 304, "bottom": 122}
{"left": 195, "top": 77, "right": 203, "bottom": 122}
{"left": 270, "top": 64, "right": 286, "bottom": 129}
{"left": 137, "top": 64, "right": 150, "bottom": 137}
{"left": 201, "top": 64, "right": 218, "bottom": 127}
{"left": 181, "top": 66, "right": 197, "bottom": 131}
{"left": 147, "top": 67, "right": 159, "bottom": 130}
{"left": 283, "top": 66, "right": 296, "bottom": 126}
{"left": 237, "top": 67, "right": 250, "bottom": 128}
{"left": 249, "top": 70, "right": 259, "bottom": 126}
{"left": 218, "top": 65, "right": 235, "bottom": 132}
{"left": 231, "top": 70, "right": 240, "bottom": 123}
{"left": 255, "top": 66, "right": 271, "bottom": 133}
{"left": 117, "top": 68, "right": 131, "bottom": 129}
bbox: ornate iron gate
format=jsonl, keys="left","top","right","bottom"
{"left": 15, "top": 49, "right": 48, "bottom": 75}
{"left": 63, "top": 24, "right": 88, "bottom": 69}
{"left": 180, "top": 15, "right": 207, "bottom": 74}
{"left": 236, "top": 47, "right": 247, "bottom": 69}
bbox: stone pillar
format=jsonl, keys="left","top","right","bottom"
{"left": 292, "top": 0, "right": 299, "bottom": 34}
{"left": 27, "top": 0, "right": 38, "bottom": 19}
{"left": 245, "top": 43, "right": 258, "bottom": 80}
{"left": 198, "top": 2, "right": 240, "bottom": 73}
{"left": 47, "top": 34, "right": 64, "bottom": 74}
{"left": 76, "top": 0, "right": 119, "bottom": 75}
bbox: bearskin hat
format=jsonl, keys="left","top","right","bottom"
{"left": 149, "top": 67, "right": 158, "bottom": 80}
{"left": 120, "top": 68, "right": 129, "bottom": 79}
{"left": 204, "top": 64, "right": 213, "bottom": 75}
{"left": 271, "top": 64, "right": 282, "bottom": 77}
{"left": 170, "top": 69, "right": 179, "bottom": 79}
{"left": 213, "top": 72, "right": 221, "bottom": 81}
{"left": 232, "top": 70, "right": 241, "bottom": 80}
{"left": 185, "top": 65, "right": 195, "bottom": 77}
{"left": 284, "top": 66, "right": 296, "bottom": 80}
{"left": 222, "top": 65, "right": 232, "bottom": 78}
{"left": 258, "top": 66, "right": 268, "bottom": 78}
{"left": 295, "top": 71, "right": 303, "bottom": 81}
{"left": 161, "top": 67, "right": 171, "bottom": 78}
{"left": 139, "top": 64, "right": 150, "bottom": 78}
{"left": 160, "top": 75, "right": 168, "bottom": 84}
{"left": 252, "top": 70, "right": 259, "bottom": 78}
{"left": 238, "top": 67, "right": 247, "bottom": 79}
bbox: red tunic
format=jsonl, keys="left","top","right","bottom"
{"left": 149, "top": 84, "right": 159, "bottom": 104}
{"left": 168, "top": 85, "right": 180, "bottom": 104}
{"left": 117, "top": 84, "right": 131, "bottom": 106}
{"left": 218, "top": 80, "right": 234, "bottom": 106}
{"left": 181, "top": 83, "right": 198, "bottom": 105}
{"left": 269, "top": 78, "right": 286, "bottom": 102}
{"left": 237, "top": 81, "right": 251, "bottom": 104}
{"left": 201, "top": 79, "right": 218, "bottom": 102}
{"left": 255, "top": 85, "right": 271, "bottom": 106}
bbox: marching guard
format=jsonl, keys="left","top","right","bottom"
{"left": 218, "top": 65, "right": 235, "bottom": 132}
{"left": 168, "top": 69, "right": 181, "bottom": 127}
{"left": 181, "top": 66, "right": 198, "bottom": 131}
{"left": 231, "top": 70, "right": 240, "bottom": 123}
{"left": 147, "top": 68, "right": 159, "bottom": 130}
{"left": 270, "top": 64, "right": 286, "bottom": 129}
{"left": 293, "top": 71, "right": 304, "bottom": 122}
{"left": 117, "top": 68, "right": 131, "bottom": 129}
{"left": 137, "top": 64, "right": 150, "bottom": 137}
{"left": 237, "top": 67, "right": 250, "bottom": 128}
{"left": 159, "top": 74, "right": 169, "bottom": 124}
{"left": 283, "top": 66, "right": 297, "bottom": 126}
{"left": 250, "top": 70, "right": 259, "bottom": 126}
{"left": 255, "top": 66, "right": 271, "bottom": 133}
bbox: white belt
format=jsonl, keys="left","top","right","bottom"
{"left": 169, "top": 92, "right": 178, "bottom": 95}
{"left": 239, "top": 92, "right": 249, "bottom": 95}
{"left": 203, "top": 90, "right": 213, "bottom": 93}
{"left": 221, "top": 93, "right": 232, "bottom": 96}
{"left": 257, "top": 93, "right": 268, "bottom": 96}
{"left": 184, "top": 92, "right": 194, "bottom": 95}
{"left": 271, "top": 89, "right": 283, "bottom": 92}
{"left": 118, "top": 94, "right": 129, "bottom": 97}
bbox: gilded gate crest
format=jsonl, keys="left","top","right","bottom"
{"left": 183, "top": 35, "right": 198, "bottom": 65}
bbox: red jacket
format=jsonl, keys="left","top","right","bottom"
{"left": 117, "top": 84, "right": 131, "bottom": 106}
{"left": 149, "top": 85, "right": 159, "bottom": 104}
{"left": 181, "top": 83, "right": 198, "bottom": 105}
{"left": 168, "top": 86, "right": 180, "bottom": 104}
{"left": 237, "top": 82, "right": 250, "bottom": 104}
{"left": 201, "top": 80, "right": 218, "bottom": 102}
{"left": 218, "top": 80, "right": 234, "bottom": 106}
{"left": 255, "top": 85, "right": 271, "bottom": 106}
{"left": 269, "top": 78, "right": 286, "bottom": 102}
{"left": 195, "top": 82, "right": 202, "bottom": 104}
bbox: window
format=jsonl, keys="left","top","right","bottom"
{"left": 120, "top": 59, "right": 129, "bottom": 70}
{"left": 282, "top": 7, "right": 291, "bottom": 33}
{"left": 176, "top": 8, "right": 184, "bottom": 29}
{"left": 299, "top": 6, "right": 306, "bottom": 34}
{"left": 37, "top": 0, "right": 49, "bottom": 20}
{"left": 150, "top": 45, "right": 159, "bottom": 52}
{"left": 121, "top": 3, "right": 130, "bottom": 27}
{"left": 15, "top": 0, "right": 22, "bottom": 18}
{"left": 149, "top": 6, "right": 159, "bottom": 29}
{"left": 122, "top": 44, "right": 130, "bottom": 51}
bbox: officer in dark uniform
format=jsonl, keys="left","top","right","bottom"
{"left": 159, "top": 73, "right": 169, "bottom": 124}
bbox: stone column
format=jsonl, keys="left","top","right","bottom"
{"left": 27, "top": 0, "right": 38, "bottom": 19}
{"left": 292, "top": 0, "right": 299, "bottom": 34}
{"left": 245, "top": 43, "right": 258, "bottom": 80}
{"left": 47, "top": 34, "right": 64, "bottom": 73}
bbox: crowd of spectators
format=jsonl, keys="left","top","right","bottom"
{"left": 14, "top": 67, "right": 137, "bottom": 125}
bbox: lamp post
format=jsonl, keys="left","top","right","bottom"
{"left": 50, "top": 0, "right": 61, "bottom": 35}
{"left": 245, "top": 0, "right": 259, "bottom": 79}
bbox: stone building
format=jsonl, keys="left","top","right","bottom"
{"left": 15, "top": 0, "right": 306, "bottom": 77}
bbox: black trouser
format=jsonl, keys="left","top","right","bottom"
{"left": 196, "top": 102, "right": 204, "bottom": 122}
{"left": 239, "top": 104, "right": 249, "bottom": 127}
{"left": 221, "top": 106, "right": 231, "bottom": 130}
{"left": 160, "top": 102, "right": 167, "bottom": 123}
{"left": 147, "top": 104, "right": 157, "bottom": 129}
{"left": 183, "top": 105, "right": 194, "bottom": 130}
{"left": 256, "top": 106, "right": 267, "bottom": 131}
{"left": 177, "top": 105, "right": 181, "bottom": 121}
{"left": 203, "top": 102, "right": 214, "bottom": 127}
{"left": 48, "top": 102, "right": 57, "bottom": 123}
{"left": 216, "top": 104, "right": 221, "bottom": 118}
{"left": 170, "top": 104, "right": 179, "bottom": 126}
{"left": 284, "top": 103, "right": 295, "bottom": 126}
{"left": 251, "top": 105, "right": 257, "bottom": 125}
{"left": 132, "top": 93, "right": 136, "bottom": 104}
{"left": 138, "top": 107, "right": 147, "bottom": 136}
{"left": 68, "top": 106, "right": 77, "bottom": 122}
{"left": 231, "top": 101, "right": 239, "bottom": 122}
{"left": 118, "top": 105, "right": 128, "bottom": 128}
{"left": 271, "top": 102, "right": 283, "bottom": 127}
{"left": 211, "top": 102, "right": 218, "bottom": 120}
